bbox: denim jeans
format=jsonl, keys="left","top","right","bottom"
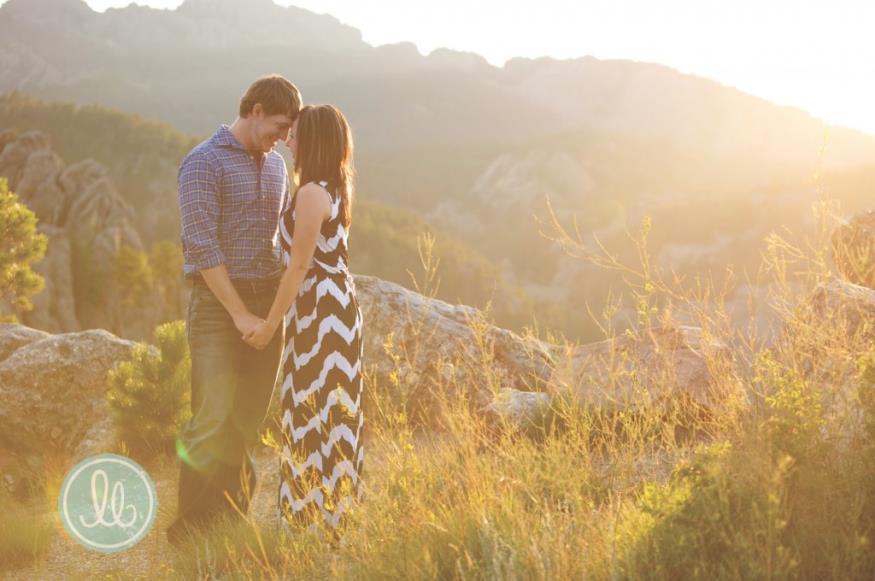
{"left": 174, "top": 277, "right": 284, "bottom": 526}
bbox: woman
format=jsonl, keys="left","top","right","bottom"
{"left": 244, "top": 104, "right": 363, "bottom": 540}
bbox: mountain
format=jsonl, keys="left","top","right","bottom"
{"left": 3, "top": 0, "right": 875, "bottom": 342}
{"left": 1, "top": 0, "right": 874, "bottom": 170}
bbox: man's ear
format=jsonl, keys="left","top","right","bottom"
{"left": 251, "top": 103, "right": 263, "bottom": 119}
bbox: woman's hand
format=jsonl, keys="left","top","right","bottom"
{"left": 233, "top": 311, "right": 265, "bottom": 338}
{"left": 243, "top": 319, "right": 278, "bottom": 350}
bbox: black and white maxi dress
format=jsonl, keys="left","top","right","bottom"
{"left": 277, "top": 180, "right": 364, "bottom": 532}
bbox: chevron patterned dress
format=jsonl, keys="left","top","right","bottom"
{"left": 277, "top": 180, "right": 364, "bottom": 533}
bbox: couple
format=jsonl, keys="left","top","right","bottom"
{"left": 167, "top": 75, "right": 364, "bottom": 546}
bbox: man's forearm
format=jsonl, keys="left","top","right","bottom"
{"left": 198, "top": 264, "right": 250, "bottom": 320}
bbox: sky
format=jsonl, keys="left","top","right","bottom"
{"left": 9, "top": 0, "right": 875, "bottom": 137}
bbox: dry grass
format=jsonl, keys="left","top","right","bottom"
{"left": 5, "top": 189, "right": 875, "bottom": 579}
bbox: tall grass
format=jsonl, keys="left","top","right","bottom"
{"left": 153, "top": 193, "right": 875, "bottom": 579}
{"left": 11, "top": 186, "right": 871, "bottom": 579}
{"left": 0, "top": 489, "right": 54, "bottom": 572}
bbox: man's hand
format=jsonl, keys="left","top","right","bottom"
{"left": 233, "top": 311, "right": 265, "bottom": 338}
{"left": 243, "top": 319, "right": 279, "bottom": 350}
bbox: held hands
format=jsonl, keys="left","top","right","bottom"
{"left": 233, "top": 312, "right": 264, "bottom": 337}
{"left": 233, "top": 311, "right": 277, "bottom": 349}
{"left": 243, "top": 318, "right": 279, "bottom": 350}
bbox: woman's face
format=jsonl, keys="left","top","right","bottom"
{"left": 284, "top": 118, "right": 299, "bottom": 158}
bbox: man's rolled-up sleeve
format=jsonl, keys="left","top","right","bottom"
{"left": 179, "top": 152, "right": 225, "bottom": 272}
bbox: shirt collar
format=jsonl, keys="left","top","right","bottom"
{"left": 213, "top": 124, "right": 247, "bottom": 150}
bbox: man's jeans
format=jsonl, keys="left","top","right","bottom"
{"left": 175, "top": 277, "right": 284, "bottom": 526}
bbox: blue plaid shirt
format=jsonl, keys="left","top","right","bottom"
{"left": 178, "top": 125, "right": 290, "bottom": 281}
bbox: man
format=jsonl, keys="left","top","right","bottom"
{"left": 167, "top": 75, "right": 301, "bottom": 545}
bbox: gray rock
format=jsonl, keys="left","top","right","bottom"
{"left": 0, "top": 131, "right": 55, "bottom": 190}
{"left": 71, "top": 413, "right": 116, "bottom": 462}
{"left": 549, "top": 325, "right": 738, "bottom": 414}
{"left": 9, "top": 148, "right": 67, "bottom": 224}
{"left": 0, "top": 322, "right": 49, "bottom": 363}
{"left": 353, "top": 274, "right": 555, "bottom": 399}
{"left": 0, "top": 327, "right": 136, "bottom": 457}
{"left": 480, "top": 388, "right": 552, "bottom": 430}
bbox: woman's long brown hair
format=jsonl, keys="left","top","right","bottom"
{"left": 293, "top": 104, "right": 355, "bottom": 227}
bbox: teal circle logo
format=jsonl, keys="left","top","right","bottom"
{"left": 57, "top": 453, "right": 158, "bottom": 553}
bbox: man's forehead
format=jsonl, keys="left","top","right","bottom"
{"left": 266, "top": 113, "right": 294, "bottom": 125}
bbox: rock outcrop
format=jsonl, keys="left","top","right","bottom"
{"left": 0, "top": 131, "right": 143, "bottom": 334}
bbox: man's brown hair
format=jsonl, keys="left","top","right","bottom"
{"left": 239, "top": 75, "right": 302, "bottom": 120}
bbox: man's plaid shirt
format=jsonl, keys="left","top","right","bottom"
{"left": 178, "top": 125, "right": 290, "bottom": 281}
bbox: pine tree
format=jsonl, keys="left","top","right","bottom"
{"left": 0, "top": 178, "right": 48, "bottom": 322}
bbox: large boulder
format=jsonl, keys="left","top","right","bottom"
{"left": 548, "top": 325, "right": 738, "bottom": 415}
{"left": 353, "top": 274, "right": 555, "bottom": 399}
{"left": 0, "top": 324, "right": 136, "bottom": 457}
{"left": 831, "top": 210, "right": 875, "bottom": 289}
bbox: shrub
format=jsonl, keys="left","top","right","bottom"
{"left": 106, "top": 320, "right": 191, "bottom": 456}
{"left": 615, "top": 439, "right": 800, "bottom": 580}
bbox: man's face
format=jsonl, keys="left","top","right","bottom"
{"left": 251, "top": 104, "right": 293, "bottom": 153}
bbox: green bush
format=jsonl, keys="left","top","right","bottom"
{"left": 612, "top": 347, "right": 875, "bottom": 580}
{"left": 106, "top": 320, "right": 191, "bottom": 456}
{"left": 617, "top": 441, "right": 795, "bottom": 580}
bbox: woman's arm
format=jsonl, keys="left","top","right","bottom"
{"left": 244, "top": 183, "right": 330, "bottom": 349}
